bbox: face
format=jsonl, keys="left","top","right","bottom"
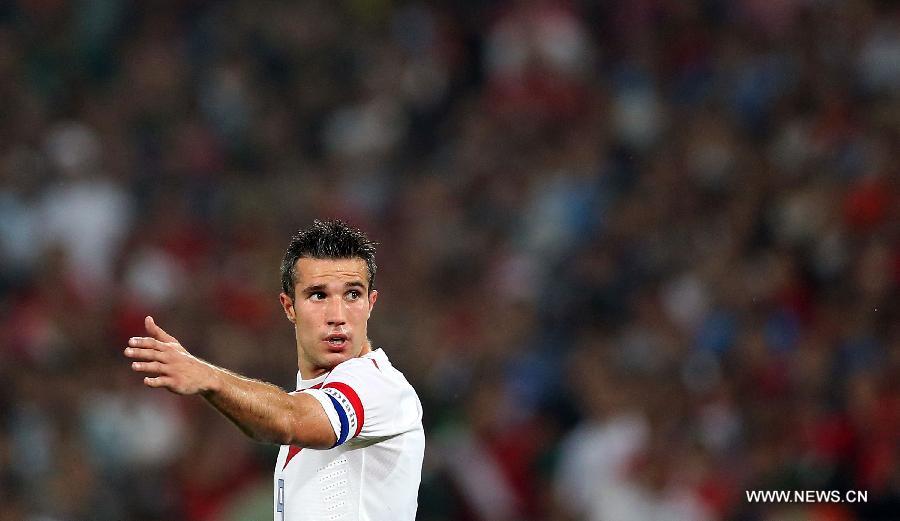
{"left": 279, "top": 257, "right": 378, "bottom": 379}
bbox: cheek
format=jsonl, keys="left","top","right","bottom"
{"left": 350, "top": 304, "right": 371, "bottom": 325}
{"left": 295, "top": 307, "right": 320, "bottom": 329}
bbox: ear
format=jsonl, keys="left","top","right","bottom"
{"left": 279, "top": 292, "right": 296, "bottom": 323}
{"left": 367, "top": 289, "right": 378, "bottom": 318}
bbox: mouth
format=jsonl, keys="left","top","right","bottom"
{"left": 323, "top": 334, "right": 349, "bottom": 351}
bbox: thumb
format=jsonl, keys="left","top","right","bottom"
{"left": 145, "top": 316, "right": 178, "bottom": 343}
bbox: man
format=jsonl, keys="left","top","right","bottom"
{"left": 124, "top": 220, "right": 425, "bottom": 521}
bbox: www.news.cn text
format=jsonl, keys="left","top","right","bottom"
{"left": 746, "top": 490, "right": 868, "bottom": 503}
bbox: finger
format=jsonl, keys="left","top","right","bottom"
{"left": 145, "top": 316, "right": 178, "bottom": 343}
{"left": 123, "top": 347, "right": 168, "bottom": 362}
{"left": 131, "top": 361, "right": 165, "bottom": 374}
{"left": 144, "top": 376, "right": 173, "bottom": 389}
{"left": 128, "top": 337, "right": 167, "bottom": 351}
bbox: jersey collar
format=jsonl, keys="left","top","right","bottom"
{"left": 296, "top": 372, "right": 328, "bottom": 391}
{"left": 295, "top": 348, "right": 389, "bottom": 390}
{"left": 364, "top": 347, "right": 389, "bottom": 368}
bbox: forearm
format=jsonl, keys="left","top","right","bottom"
{"left": 201, "top": 366, "right": 332, "bottom": 447}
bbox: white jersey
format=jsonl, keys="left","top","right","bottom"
{"left": 274, "top": 348, "right": 425, "bottom": 521}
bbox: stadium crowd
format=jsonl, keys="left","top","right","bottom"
{"left": 0, "top": 0, "right": 898, "bottom": 520}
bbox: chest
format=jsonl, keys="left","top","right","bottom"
{"left": 275, "top": 444, "right": 361, "bottom": 521}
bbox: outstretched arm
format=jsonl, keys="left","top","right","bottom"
{"left": 123, "top": 316, "right": 336, "bottom": 449}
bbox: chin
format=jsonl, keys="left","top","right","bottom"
{"left": 322, "top": 350, "right": 353, "bottom": 366}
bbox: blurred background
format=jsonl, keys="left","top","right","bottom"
{"left": 0, "top": 0, "right": 898, "bottom": 520}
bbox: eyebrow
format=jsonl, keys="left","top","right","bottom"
{"left": 301, "top": 281, "right": 367, "bottom": 294}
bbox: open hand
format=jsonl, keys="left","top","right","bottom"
{"left": 124, "top": 316, "right": 218, "bottom": 395}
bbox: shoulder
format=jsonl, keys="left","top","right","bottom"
{"left": 322, "top": 349, "right": 423, "bottom": 438}
{"left": 330, "top": 349, "right": 404, "bottom": 381}
{"left": 337, "top": 354, "right": 383, "bottom": 374}
{"left": 325, "top": 349, "right": 419, "bottom": 401}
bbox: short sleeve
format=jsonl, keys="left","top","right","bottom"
{"left": 301, "top": 357, "right": 420, "bottom": 447}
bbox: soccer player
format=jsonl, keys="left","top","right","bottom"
{"left": 123, "top": 220, "right": 425, "bottom": 521}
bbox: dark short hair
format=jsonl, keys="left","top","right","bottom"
{"left": 280, "top": 220, "right": 377, "bottom": 299}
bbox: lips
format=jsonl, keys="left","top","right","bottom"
{"left": 323, "top": 333, "right": 349, "bottom": 351}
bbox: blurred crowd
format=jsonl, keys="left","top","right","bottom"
{"left": 1, "top": 0, "right": 898, "bottom": 520}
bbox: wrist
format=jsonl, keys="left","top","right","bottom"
{"left": 200, "top": 363, "right": 224, "bottom": 396}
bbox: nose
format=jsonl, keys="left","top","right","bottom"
{"left": 325, "top": 296, "right": 346, "bottom": 326}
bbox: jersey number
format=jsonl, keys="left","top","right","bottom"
{"left": 277, "top": 478, "right": 285, "bottom": 520}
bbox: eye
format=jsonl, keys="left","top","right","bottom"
{"left": 346, "top": 290, "right": 361, "bottom": 301}
{"left": 309, "top": 292, "right": 326, "bottom": 301}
